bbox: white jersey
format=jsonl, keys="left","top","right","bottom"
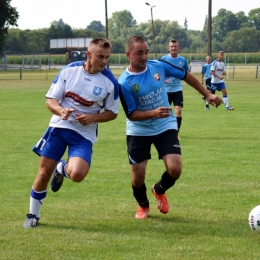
{"left": 46, "top": 61, "right": 119, "bottom": 143}
{"left": 211, "top": 59, "right": 226, "bottom": 83}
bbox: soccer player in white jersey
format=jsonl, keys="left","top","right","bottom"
{"left": 201, "top": 56, "right": 214, "bottom": 110}
{"left": 118, "top": 36, "right": 222, "bottom": 219}
{"left": 211, "top": 51, "right": 235, "bottom": 110}
{"left": 160, "top": 39, "right": 190, "bottom": 138}
{"left": 23, "top": 38, "right": 119, "bottom": 228}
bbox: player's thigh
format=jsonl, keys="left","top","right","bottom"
{"left": 67, "top": 137, "right": 93, "bottom": 176}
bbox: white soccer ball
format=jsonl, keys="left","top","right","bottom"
{"left": 248, "top": 205, "right": 260, "bottom": 231}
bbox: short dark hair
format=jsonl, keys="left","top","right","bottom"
{"left": 169, "top": 39, "right": 179, "bottom": 45}
{"left": 126, "top": 35, "right": 146, "bottom": 51}
{"left": 89, "top": 38, "right": 111, "bottom": 50}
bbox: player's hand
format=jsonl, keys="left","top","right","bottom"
{"left": 75, "top": 113, "right": 94, "bottom": 126}
{"left": 205, "top": 93, "right": 223, "bottom": 108}
{"left": 154, "top": 107, "right": 172, "bottom": 118}
{"left": 61, "top": 108, "right": 75, "bottom": 120}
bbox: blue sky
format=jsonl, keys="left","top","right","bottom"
{"left": 11, "top": 0, "right": 260, "bottom": 31}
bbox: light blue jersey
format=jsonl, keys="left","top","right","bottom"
{"left": 118, "top": 60, "right": 186, "bottom": 136}
{"left": 201, "top": 63, "right": 212, "bottom": 81}
{"left": 160, "top": 54, "right": 189, "bottom": 93}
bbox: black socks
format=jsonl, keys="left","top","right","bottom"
{"left": 154, "top": 171, "right": 178, "bottom": 194}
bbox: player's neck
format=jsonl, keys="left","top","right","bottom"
{"left": 170, "top": 53, "right": 178, "bottom": 58}
{"left": 128, "top": 65, "right": 146, "bottom": 73}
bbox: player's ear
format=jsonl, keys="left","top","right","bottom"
{"left": 126, "top": 51, "right": 130, "bottom": 59}
{"left": 86, "top": 51, "right": 91, "bottom": 59}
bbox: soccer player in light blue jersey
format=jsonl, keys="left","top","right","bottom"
{"left": 201, "top": 56, "right": 214, "bottom": 110}
{"left": 211, "top": 51, "right": 235, "bottom": 110}
{"left": 160, "top": 39, "right": 190, "bottom": 138}
{"left": 23, "top": 38, "right": 119, "bottom": 228}
{"left": 118, "top": 36, "right": 222, "bottom": 219}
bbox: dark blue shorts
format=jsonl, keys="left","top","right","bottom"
{"left": 127, "top": 129, "right": 181, "bottom": 164}
{"left": 210, "top": 82, "right": 226, "bottom": 91}
{"left": 32, "top": 127, "right": 93, "bottom": 165}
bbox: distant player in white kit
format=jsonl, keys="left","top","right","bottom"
{"left": 23, "top": 38, "right": 119, "bottom": 228}
{"left": 210, "top": 51, "right": 235, "bottom": 110}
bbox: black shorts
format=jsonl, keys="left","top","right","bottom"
{"left": 205, "top": 78, "right": 215, "bottom": 94}
{"left": 167, "top": 91, "right": 183, "bottom": 107}
{"left": 127, "top": 129, "right": 181, "bottom": 164}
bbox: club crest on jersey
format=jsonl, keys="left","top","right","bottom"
{"left": 179, "top": 62, "right": 183, "bottom": 66}
{"left": 132, "top": 84, "right": 140, "bottom": 93}
{"left": 153, "top": 73, "right": 160, "bottom": 81}
{"left": 93, "top": 86, "right": 102, "bottom": 96}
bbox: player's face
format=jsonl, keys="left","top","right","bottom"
{"left": 218, "top": 52, "right": 224, "bottom": 61}
{"left": 168, "top": 42, "right": 180, "bottom": 57}
{"left": 206, "top": 56, "right": 211, "bottom": 63}
{"left": 126, "top": 41, "right": 149, "bottom": 72}
{"left": 88, "top": 47, "right": 111, "bottom": 73}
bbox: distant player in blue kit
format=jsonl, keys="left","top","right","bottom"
{"left": 160, "top": 39, "right": 190, "bottom": 138}
{"left": 118, "top": 36, "right": 222, "bottom": 219}
{"left": 23, "top": 38, "right": 119, "bottom": 228}
{"left": 211, "top": 51, "right": 235, "bottom": 110}
{"left": 201, "top": 55, "right": 214, "bottom": 110}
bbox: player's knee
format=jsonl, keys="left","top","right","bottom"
{"left": 69, "top": 169, "right": 88, "bottom": 182}
{"left": 37, "top": 169, "right": 52, "bottom": 184}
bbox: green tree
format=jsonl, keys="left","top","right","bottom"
{"left": 4, "top": 28, "right": 21, "bottom": 53}
{"left": 87, "top": 21, "right": 104, "bottom": 32}
{"left": 0, "top": 0, "right": 19, "bottom": 54}
{"left": 236, "top": 11, "right": 253, "bottom": 28}
{"left": 212, "top": 8, "right": 239, "bottom": 42}
{"left": 73, "top": 28, "right": 104, "bottom": 38}
{"left": 110, "top": 39, "right": 125, "bottom": 53}
{"left": 184, "top": 17, "right": 188, "bottom": 31}
{"left": 248, "top": 8, "right": 260, "bottom": 30}
{"left": 51, "top": 19, "right": 65, "bottom": 28}
{"left": 108, "top": 10, "right": 137, "bottom": 39}
{"left": 223, "top": 27, "right": 260, "bottom": 52}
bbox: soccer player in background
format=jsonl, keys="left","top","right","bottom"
{"left": 118, "top": 36, "right": 222, "bottom": 219}
{"left": 160, "top": 39, "right": 190, "bottom": 138}
{"left": 201, "top": 55, "right": 214, "bottom": 110}
{"left": 23, "top": 38, "right": 119, "bottom": 228}
{"left": 210, "top": 51, "right": 235, "bottom": 110}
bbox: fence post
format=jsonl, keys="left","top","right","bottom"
{"left": 20, "top": 67, "right": 22, "bottom": 80}
{"left": 4, "top": 54, "right": 7, "bottom": 69}
{"left": 31, "top": 54, "right": 33, "bottom": 69}
{"left": 22, "top": 54, "right": 24, "bottom": 68}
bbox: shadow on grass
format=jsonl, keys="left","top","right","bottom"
{"left": 36, "top": 214, "right": 246, "bottom": 238}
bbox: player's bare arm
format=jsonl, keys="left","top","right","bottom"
{"left": 75, "top": 110, "right": 117, "bottom": 126}
{"left": 129, "top": 107, "right": 172, "bottom": 121}
{"left": 46, "top": 98, "right": 75, "bottom": 120}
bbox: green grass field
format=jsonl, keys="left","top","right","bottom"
{"left": 0, "top": 68, "right": 260, "bottom": 259}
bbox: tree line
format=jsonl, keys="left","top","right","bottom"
{"left": 2, "top": 5, "right": 260, "bottom": 55}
